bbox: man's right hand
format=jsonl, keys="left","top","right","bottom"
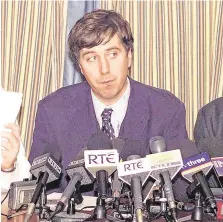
{"left": 1, "top": 123, "right": 20, "bottom": 171}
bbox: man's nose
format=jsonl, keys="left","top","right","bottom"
{"left": 100, "top": 57, "right": 110, "bottom": 75}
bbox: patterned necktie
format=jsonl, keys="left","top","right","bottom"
{"left": 101, "top": 108, "right": 115, "bottom": 140}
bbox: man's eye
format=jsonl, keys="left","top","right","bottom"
{"left": 108, "top": 52, "right": 118, "bottom": 59}
{"left": 87, "top": 56, "right": 97, "bottom": 62}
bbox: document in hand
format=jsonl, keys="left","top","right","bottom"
{"left": 0, "top": 89, "right": 22, "bottom": 153}
{"left": 0, "top": 89, "right": 22, "bottom": 132}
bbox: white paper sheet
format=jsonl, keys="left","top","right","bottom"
{"left": 0, "top": 89, "right": 23, "bottom": 131}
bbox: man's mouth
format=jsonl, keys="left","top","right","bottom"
{"left": 101, "top": 80, "right": 114, "bottom": 84}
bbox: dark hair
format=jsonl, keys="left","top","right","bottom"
{"left": 68, "top": 9, "right": 134, "bottom": 63}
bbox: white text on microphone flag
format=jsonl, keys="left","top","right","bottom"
{"left": 181, "top": 152, "right": 213, "bottom": 183}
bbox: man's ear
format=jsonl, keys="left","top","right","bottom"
{"left": 127, "top": 49, "right": 133, "bottom": 68}
{"left": 78, "top": 63, "right": 83, "bottom": 74}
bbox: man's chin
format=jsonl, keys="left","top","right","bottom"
{"left": 99, "top": 92, "right": 120, "bottom": 104}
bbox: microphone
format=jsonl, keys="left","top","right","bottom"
{"left": 161, "top": 138, "right": 204, "bottom": 202}
{"left": 67, "top": 131, "right": 113, "bottom": 187}
{"left": 197, "top": 137, "right": 223, "bottom": 188}
{"left": 197, "top": 137, "right": 223, "bottom": 219}
{"left": 84, "top": 148, "right": 119, "bottom": 199}
{"left": 118, "top": 140, "right": 151, "bottom": 222}
{"left": 143, "top": 139, "right": 198, "bottom": 203}
{"left": 87, "top": 131, "right": 113, "bottom": 150}
{"left": 84, "top": 131, "right": 117, "bottom": 220}
{"left": 181, "top": 151, "right": 217, "bottom": 213}
{"left": 48, "top": 173, "right": 83, "bottom": 220}
{"left": 66, "top": 149, "right": 94, "bottom": 186}
{"left": 148, "top": 136, "right": 183, "bottom": 220}
{"left": 24, "top": 152, "right": 62, "bottom": 222}
{"left": 84, "top": 131, "right": 116, "bottom": 198}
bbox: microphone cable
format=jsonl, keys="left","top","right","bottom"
{"left": 147, "top": 210, "right": 164, "bottom": 222}
{"left": 1, "top": 189, "right": 11, "bottom": 218}
{"left": 1, "top": 188, "right": 10, "bottom": 204}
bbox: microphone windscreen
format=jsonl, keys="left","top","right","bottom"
{"left": 87, "top": 131, "right": 112, "bottom": 150}
{"left": 120, "top": 139, "right": 146, "bottom": 161}
{"left": 149, "top": 136, "right": 166, "bottom": 153}
{"left": 197, "top": 136, "right": 223, "bottom": 157}
{"left": 30, "top": 153, "right": 62, "bottom": 183}
{"left": 166, "top": 139, "right": 200, "bottom": 158}
{"left": 66, "top": 146, "right": 94, "bottom": 184}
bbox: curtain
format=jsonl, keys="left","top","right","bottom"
{"left": 1, "top": 0, "right": 68, "bottom": 156}
{"left": 63, "top": 1, "right": 99, "bottom": 86}
{"left": 100, "top": 1, "right": 223, "bottom": 139}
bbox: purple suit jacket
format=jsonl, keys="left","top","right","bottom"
{"left": 29, "top": 78, "right": 197, "bottom": 199}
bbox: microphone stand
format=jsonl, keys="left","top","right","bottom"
{"left": 84, "top": 197, "right": 106, "bottom": 221}
{"left": 67, "top": 181, "right": 83, "bottom": 215}
{"left": 187, "top": 180, "right": 217, "bottom": 219}
{"left": 160, "top": 188, "right": 167, "bottom": 216}
{"left": 90, "top": 170, "right": 108, "bottom": 220}
{"left": 94, "top": 197, "right": 107, "bottom": 219}
{"left": 38, "top": 185, "right": 51, "bottom": 220}
{"left": 85, "top": 170, "right": 110, "bottom": 221}
{"left": 192, "top": 191, "right": 203, "bottom": 221}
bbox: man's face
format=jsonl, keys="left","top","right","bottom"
{"left": 79, "top": 34, "right": 132, "bottom": 105}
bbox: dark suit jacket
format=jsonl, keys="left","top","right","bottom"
{"left": 194, "top": 97, "right": 223, "bottom": 146}
{"left": 194, "top": 97, "right": 223, "bottom": 157}
{"left": 29, "top": 78, "right": 196, "bottom": 199}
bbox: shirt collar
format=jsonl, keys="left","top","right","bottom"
{"left": 91, "top": 78, "right": 130, "bottom": 117}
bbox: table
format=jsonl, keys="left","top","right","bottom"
{"left": 1, "top": 196, "right": 215, "bottom": 222}
{"left": 1, "top": 201, "right": 192, "bottom": 222}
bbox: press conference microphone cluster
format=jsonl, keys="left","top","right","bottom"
{"left": 26, "top": 132, "right": 223, "bottom": 222}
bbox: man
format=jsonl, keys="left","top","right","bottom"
{"left": 29, "top": 10, "right": 196, "bottom": 198}
{"left": 194, "top": 97, "right": 223, "bottom": 155}
{"left": 1, "top": 123, "right": 31, "bottom": 193}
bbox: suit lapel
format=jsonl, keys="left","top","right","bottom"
{"left": 119, "top": 78, "right": 151, "bottom": 140}
{"left": 68, "top": 82, "right": 99, "bottom": 146}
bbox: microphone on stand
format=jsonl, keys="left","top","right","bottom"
{"left": 181, "top": 151, "right": 217, "bottom": 216}
{"left": 84, "top": 131, "right": 117, "bottom": 199}
{"left": 197, "top": 137, "right": 223, "bottom": 188}
{"left": 148, "top": 136, "right": 183, "bottom": 222}
{"left": 84, "top": 131, "right": 118, "bottom": 220}
{"left": 48, "top": 173, "right": 83, "bottom": 220}
{"left": 118, "top": 139, "right": 151, "bottom": 222}
{"left": 24, "top": 152, "right": 62, "bottom": 222}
